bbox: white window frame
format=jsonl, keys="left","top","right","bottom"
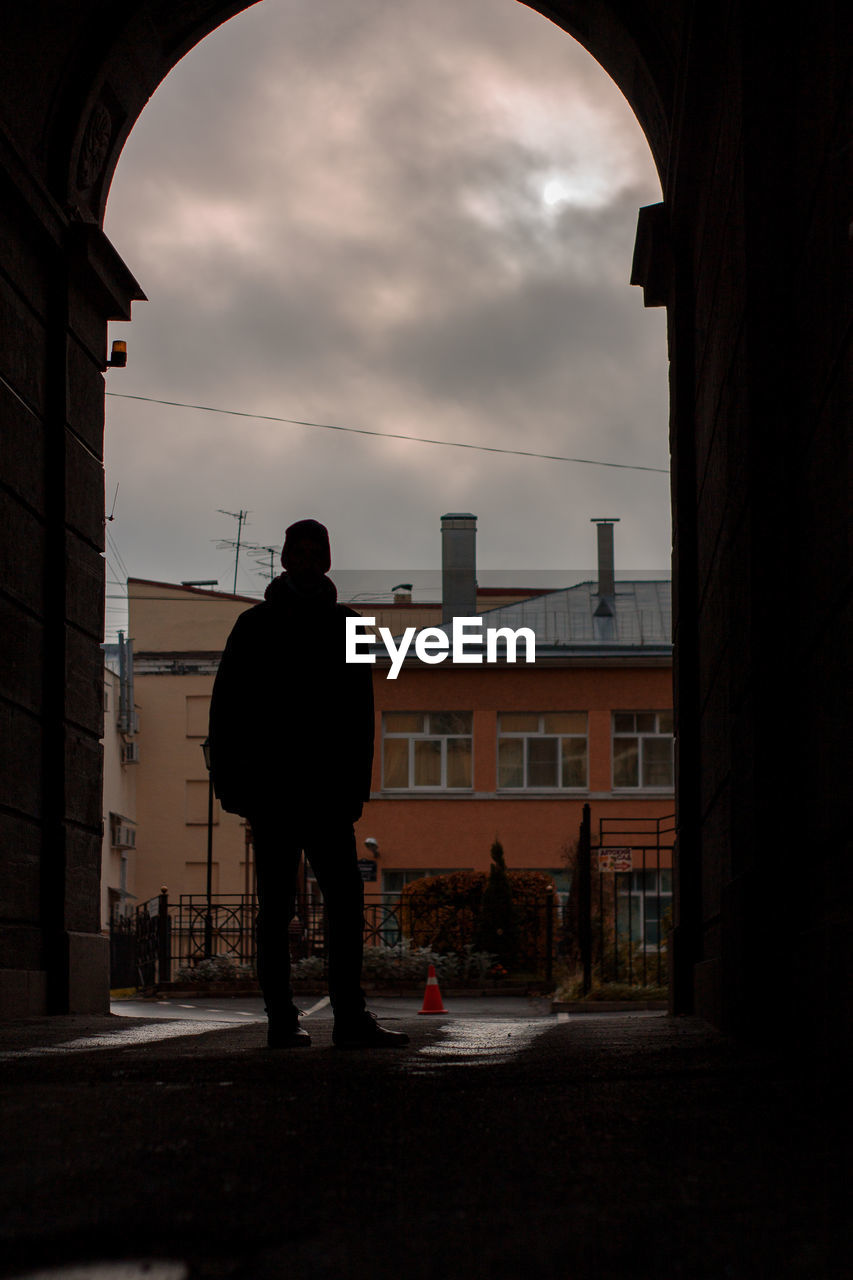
{"left": 497, "top": 712, "right": 588, "bottom": 791}
{"left": 382, "top": 712, "right": 473, "bottom": 790}
{"left": 611, "top": 711, "right": 674, "bottom": 790}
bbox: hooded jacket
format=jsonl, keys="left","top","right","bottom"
{"left": 208, "top": 573, "right": 374, "bottom": 817}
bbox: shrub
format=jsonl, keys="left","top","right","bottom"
{"left": 553, "top": 964, "right": 667, "bottom": 1003}
{"left": 290, "top": 955, "right": 325, "bottom": 983}
{"left": 401, "top": 872, "right": 485, "bottom": 953}
{"left": 290, "top": 943, "right": 496, "bottom": 987}
{"left": 175, "top": 956, "right": 254, "bottom": 984}
{"left": 401, "top": 863, "right": 557, "bottom": 973}
{"left": 475, "top": 840, "right": 519, "bottom": 968}
{"left": 503, "top": 871, "right": 558, "bottom": 972}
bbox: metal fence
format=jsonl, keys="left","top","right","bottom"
{"left": 595, "top": 817, "right": 674, "bottom": 987}
{"left": 573, "top": 806, "right": 674, "bottom": 992}
{"left": 109, "top": 891, "right": 172, "bottom": 988}
{"left": 112, "top": 829, "right": 673, "bottom": 992}
{"left": 170, "top": 894, "right": 257, "bottom": 970}
{"left": 116, "top": 887, "right": 559, "bottom": 985}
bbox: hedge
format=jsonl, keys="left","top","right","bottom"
{"left": 400, "top": 870, "right": 557, "bottom": 971}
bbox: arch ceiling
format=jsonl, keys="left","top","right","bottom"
{"left": 46, "top": 1, "right": 680, "bottom": 226}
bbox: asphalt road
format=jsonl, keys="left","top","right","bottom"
{"left": 108, "top": 993, "right": 556, "bottom": 1025}
{"left": 0, "top": 1008, "right": 848, "bottom": 1280}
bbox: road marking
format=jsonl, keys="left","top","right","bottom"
{"left": 303, "top": 996, "right": 331, "bottom": 1017}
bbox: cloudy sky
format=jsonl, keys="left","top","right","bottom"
{"left": 103, "top": 0, "right": 670, "bottom": 639}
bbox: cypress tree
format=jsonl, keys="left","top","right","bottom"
{"left": 476, "top": 839, "right": 519, "bottom": 970}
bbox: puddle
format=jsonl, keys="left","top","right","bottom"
{"left": 16, "top": 1263, "right": 188, "bottom": 1280}
{"left": 409, "top": 1018, "right": 552, "bottom": 1069}
{"left": 0, "top": 1020, "right": 236, "bottom": 1059}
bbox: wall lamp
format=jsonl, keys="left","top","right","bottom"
{"left": 107, "top": 340, "right": 127, "bottom": 368}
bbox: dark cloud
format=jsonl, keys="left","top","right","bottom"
{"left": 103, "top": 0, "right": 669, "bottom": 634}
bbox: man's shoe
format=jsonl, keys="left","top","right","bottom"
{"left": 333, "top": 1010, "right": 409, "bottom": 1049}
{"left": 267, "top": 1022, "right": 311, "bottom": 1049}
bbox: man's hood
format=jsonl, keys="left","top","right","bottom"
{"left": 264, "top": 572, "right": 338, "bottom": 610}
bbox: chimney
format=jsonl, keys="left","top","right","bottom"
{"left": 441, "top": 513, "right": 477, "bottom": 623}
{"left": 591, "top": 517, "right": 619, "bottom": 616}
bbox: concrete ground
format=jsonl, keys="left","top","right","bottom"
{"left": 0, "top": 1000, "right": 848, "bottom": 1280}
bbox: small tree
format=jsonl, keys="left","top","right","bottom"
{"left": 475, "top": 839, "right": 519, "bottom": 969}
{"left": 560, "top": 837, "right": 581, "bottom": 964}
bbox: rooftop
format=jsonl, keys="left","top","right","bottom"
{"left": 382, "top": 579, "right": 672, "bottom": 656}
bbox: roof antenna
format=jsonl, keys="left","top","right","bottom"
{"left": 216, "top": 509, "right": 250, "bottom": 594}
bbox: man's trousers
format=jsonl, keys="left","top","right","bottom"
{"left": 248, "top": 806, "right": 366, "bottom": 1024}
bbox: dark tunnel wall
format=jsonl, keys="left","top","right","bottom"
{"left": 0, "top": 1, "right": 850, "bottom": 1058}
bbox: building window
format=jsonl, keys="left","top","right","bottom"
{"left": 617, "top": 869, "right": 673, "bottom": 949}
{"left": 612, "top": 711, "right": 674, "bottom": 788}
{"left": 497, "top": 712, "right": 587, "bottom": 789}
{"left": 109, "top": 813, "right": 137, "bottom": 849}
{"left": 382, "top": 712, "right": 473, "bottom": 789}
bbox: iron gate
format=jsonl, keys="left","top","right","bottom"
{"left": 109, "top": 890, "right": 172, "bottom": 989}
{"left": 573, "top": 805, "right": 675, "bottom": 992}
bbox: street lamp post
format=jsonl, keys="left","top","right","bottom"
{"left": 201, "top": 737, "right": 214, "bottom": 960}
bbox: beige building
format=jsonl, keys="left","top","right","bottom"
{"left": 101, "top": 636, "right": 139, "bottom": 926}
{"left": 130, "top": 580, "right": 253, "bottom": 907}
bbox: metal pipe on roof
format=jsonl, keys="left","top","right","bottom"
{"left": 441, "top": 513, "right": 477, "bottom": 623}
{"left": 591, "top": 517, "right": 620, "bottom": 598}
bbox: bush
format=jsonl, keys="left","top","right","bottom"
{"left": 475, "top": 840, "right": 519, "bottom": 968}
{"left": 175, "top": 956, "right": 254, "bottom": 984}
{"left": 290, "top": 955, "right": 325, "bottom": 984}
{"left": 401, "top": 872, "right": 484, "bottom": 953}
{"left": 553, "top": 963, "right": 668, "bottom": 1002}
{"left": 290, "top": 942, "right": 496, "bottom": 988}
{"left": 401, "top": 864, "right": 557, "bottom": 974}
{"left": 362, "top": 941, "right": 496, "bottom": 986}
{"left": 510, "top": 876, "right": 559, "bottom": 972}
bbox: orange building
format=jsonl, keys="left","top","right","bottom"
{"left": 355, "top": 517, "right": 674, "bottom": 959}
{"left": 359, "top": 577, "right": 673, "bottom": 916}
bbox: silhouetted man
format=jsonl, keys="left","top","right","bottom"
{"left": 208, "top": 519, "right": 408, "bottom": 1050}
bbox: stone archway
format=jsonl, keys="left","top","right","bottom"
{"left": 1, "top": 2, "right": 850, "bottom": 1062}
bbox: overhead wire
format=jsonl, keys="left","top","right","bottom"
{"left": 105, "top": 532, "right": 128, "bottom": 583}
{"left": 105, "top": 391, "right": 670, "bottom": 475}
{"left": 106, "top": 527, "right": 130, "bottom": 580}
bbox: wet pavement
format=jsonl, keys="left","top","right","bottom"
{"left": 0, "top": 1001, "right": 848, "bottom": 1279}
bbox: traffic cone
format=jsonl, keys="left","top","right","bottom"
{"left": 418, "top": 963, "right": 448, "bottom": 1014}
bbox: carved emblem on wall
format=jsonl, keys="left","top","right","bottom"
{"left": 77, "top": 102, "right": 113, "bottom": 191}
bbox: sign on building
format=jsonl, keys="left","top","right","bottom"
{"left": 598, "top": 847, "right": 633, "bottom": 873}
{"left": 358, "top": 858, "right": 378, "bottom": 883}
